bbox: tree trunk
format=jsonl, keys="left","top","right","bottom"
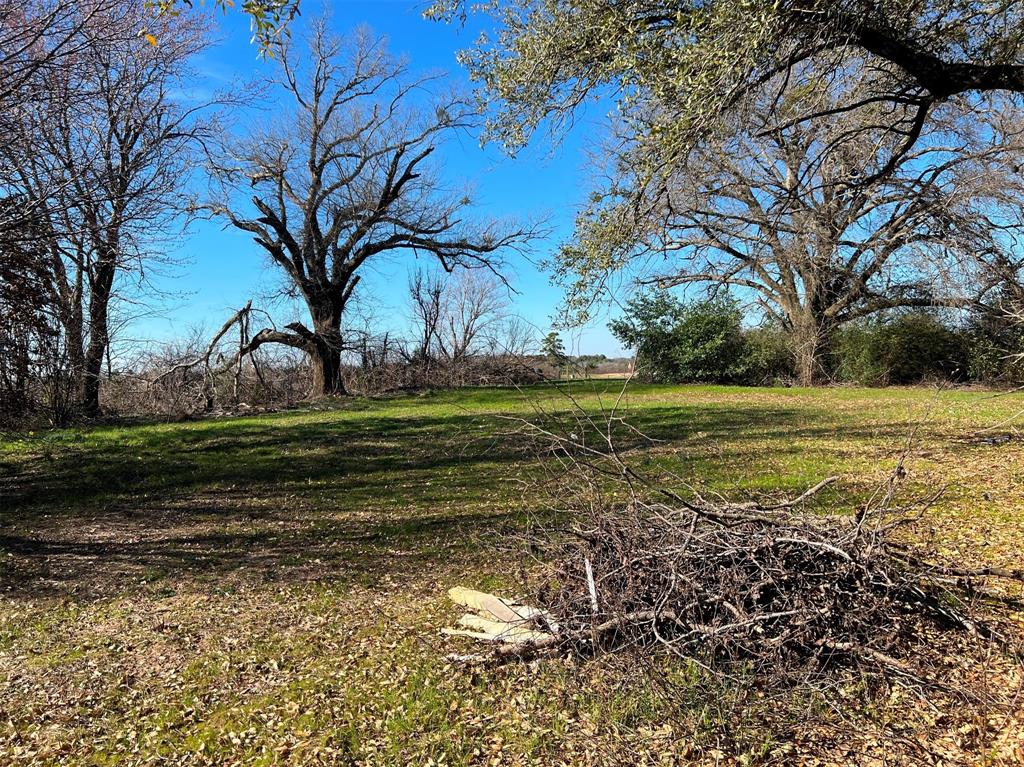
{"left": 309, "top": 340, "right": 345, "bottom": 397}
{"left": 308, "top": 307, "right": 347, "bottom": 397}
{"left": 791, "top": 318, "right": 831, "bottom": 387}
{"left": 60, "top": 275, "right": 86, "bottom": 407}
{"left": 81, "top": 337, "right": 105, "bottom": 416}
{"left": 81, "top": 299, "right": 109, "bottom": 417}
{"left": 81, "top": 258, "right": 115, "bottom": 417}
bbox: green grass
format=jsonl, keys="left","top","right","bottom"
{"left": 1, "top": 383, "right": 1022, "bottom": 765}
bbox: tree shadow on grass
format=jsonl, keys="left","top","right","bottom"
{"left": 0, "top": 504, "right": 533, "bottom": 601}
{"left": 1, "top": 412, "right": 522, "bottom": 518}
{"left": 0, "top": 400, "right": 922, "bottom": 602}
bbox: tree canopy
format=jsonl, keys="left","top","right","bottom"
{"left": 428, "top": 0, "right": 1024, "bottom": 161}
{"left": 147, "top": 0, "right": 298, "bottom": 51}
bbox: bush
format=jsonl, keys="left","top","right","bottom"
{"left": 669, "top": 299, "right": 750, "bottom": 383}
{"left": 832, "top": 324, "right": 877, "bottom": 384}
{"left": 963, "top": 302, "right": 1024, "bottom": 385}
{"left": 610, "top": 293, "right": 749, "bottom": 383}
{"left": 742, "top": 326, "right": 795, "bottom": 385}
{"left": 610, "top": 295, "right": 1020, "bottom": 389}
{"left": 834, "top": 313, "right": 971, "bottom": 386}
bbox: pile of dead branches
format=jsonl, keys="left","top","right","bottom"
{"left": 534, "top": 477, "right": 1020, "bottom": 678}
{"left": 451, "top": 395, "right": 1024, "bottom": 687}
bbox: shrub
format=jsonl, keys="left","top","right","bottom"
{"left": 610, "top": 293, "right": 749, "bottom": 383}
{"left": 611, "top": 296, "right": 1019, "bottom": 389}
{"left": 833, "top": 313, "right": 970, "bottom": 386}
{"left": 742, "top": 326, "right": 795, "bottom": 385}
{"left": 963, "top": 302, "right": 1024, "bottom": 385}
{"left": 833, "top": 324, "right": 882, "bottom": 385}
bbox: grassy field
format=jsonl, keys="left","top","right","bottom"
{"left": 1, "top": 383, "right": 1023, "bottom": 765}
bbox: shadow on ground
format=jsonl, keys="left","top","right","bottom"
{"left": 0, "top": 399, "right": 920, "bottom": 601}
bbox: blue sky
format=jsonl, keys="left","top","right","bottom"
{"left": 132, "top": 0, "right": 630, "bottom": 357}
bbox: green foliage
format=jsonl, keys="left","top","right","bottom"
{"left": 963, "top": 302, "right": 1024, "bottom": 385}
{"left": 425, "top": 0, "right": 790, "bottom": 153}
{"left": 427, "top": 0, "right": 1024, "bottom": 157}
{"left": 832, "top": 324, "right": 879, "bottom": 385}
{"left": 610, "top": 298, "right": 1023, "bottom": 388}
{"left": 966, "top": 334, "right": 1009, "bottom": 384}
{"left": 147, "top": 0, "right": 298, "bottom": 52}
{"left": 743, "top": 326, "right": 796, "bottom": 385}
{"left": 574, "top": 354, "right": 607, "bottom": 375}
{"left": 833, "top": 313, "right": 971, "bottom": 386}
{"left": 609, "top": 293, "right": 749, "bottom": 384}
{"left": 541, "top": 331, "right": 566, "bottom": 364}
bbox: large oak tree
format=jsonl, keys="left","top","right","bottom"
{"left": 206, "top": 20, "right": 536, "bottom": 397}
{"left": 558, "top": 72, "right": 1024, "bottom": 384}
{"left": 428, "top": 1, "right": 1024, "bottom": 368}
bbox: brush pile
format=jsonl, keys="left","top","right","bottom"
{"left": 532, "top": 478, "right": 1002, "bottom": 676}
{"left": 448, "top": 472, "right": 1023, "bottom": 680}
{"left": 442, "top": 402, "right": 1024, "bottom": 687}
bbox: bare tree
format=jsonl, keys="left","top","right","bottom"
{"left": 2, "top": 5, "right": 213, "bottom": 415}
{"left": 438, "top": 269, "right": 510, "bottom": 362}
{"left": 490, "top": 314, "right": 538, "bottom": 360}
{"left": 407, "top": 268, "right": 446, "bottom": 363}
{"left": 205, "top": 20, "right": 537, "bottom": 397}
{"left": 561, "top": 70, "right": 1024, "bottom": 385}
{"left": 0, "top": 0, "right": 107, "bottom": 123}
{"left": 1, "top": 1, "right": 109, "bottom": 238}
{"left": 403, "top": 266, "right": 512, "bottom": 385}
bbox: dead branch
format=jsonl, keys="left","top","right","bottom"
{"left": 152, "top": 300, "right": 253, "bottom": 384}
